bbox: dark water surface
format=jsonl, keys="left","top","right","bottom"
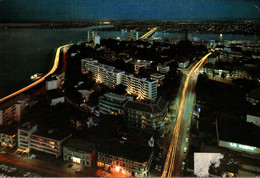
{"left": 0, "top": 27, "right": 259, "bottom": 98}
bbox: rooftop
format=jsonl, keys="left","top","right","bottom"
{"left": 83, "top": 58, "right": 124, "bottom": 73}
{"left": 103, "top": 92, "right": 130, "bottom": 102}
{"left": 97, "top": 140, "right": 153, "bottom": 163}
{"left": 124, "top": 73, "right": 157, "bottom": 83}
{"left": 125, "top": 96, "right": 168, "bottom": 113}
{"left": 247, "top": 88, "right": 260, "bottom": 101}
{"left": 63, "top": 138, "right": 95, "bottom": 153}
{"left": 218, "top": 119, "right": 260, "bottom": 148}
{"left": 19, "top": 122, "right": 37, "bottom": 131}
{"left": 117, "top": 127, "right": 154, "bottom": 141}
{"left": 0, "top": 94, "right": 30, "bottom": 110}
{"left": 0, "top": 124, "right": 17, "bottom": 135}
{"left": 150, "top": 73, "right": 165, "bottom": 77}
{"left": 47, "top": 89, "right": 64, "bottom": 99}
{"left": 46, "top": 74, "right": 58, "bottom": 81}
{"left": 32, "top": 128, "right": 71, "bottom": 141}
{"left": 156, "top": 64, "right": 169, "bottom": 68}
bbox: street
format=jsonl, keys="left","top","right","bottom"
{"left": 162, "top": 52, "right": 211, "bottom": 177}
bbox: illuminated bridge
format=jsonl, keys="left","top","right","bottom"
{"left": 139, "top": 27, "right": 158, "bottom": 39}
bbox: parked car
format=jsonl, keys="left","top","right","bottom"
{"left": 185, "top": 138, "right": 189, "bottom": 142}
{"left": 30, "top": 154, "right": 36, "bottom": 159}
{"left": 184, "top": 147, "right": 187, "bottom": 153}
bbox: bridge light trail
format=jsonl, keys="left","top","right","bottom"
{"left": 139, "top": 27, "right": 158, "bottom": 39}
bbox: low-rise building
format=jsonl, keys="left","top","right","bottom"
{"left": 124, "top": 97, "right": 169, "bottom": 135}
{"left": 0, "top": 125, "right": 17, "bottom": 148}
{"left": 63, "top": 138, "right": 96, "bottom": 167}
{"left": 132, "top": 60, "right": 152, "bottom": 73}
{"left": 208, "top": 53, "right": 219, "bottom": 64}
{"left": 99, "top": 93, "right": 132, "bottom": 115}
{"left": 216, "top": 120, "right": 260, "bottom": 157}
{"left": 246, "top": 114, "right": 260, "bottom": 127}
{"left": 47, "top": 90, "right": 65, "bottom": 106}
{"left": 156, "top": 64, "right": 170, "bottom": 74}
{"left": 246, "top": 88, "right": 260, "bottom": 105}
{"left": 46, "top": 73, "right": 65, "bottom": 91}
{"left": 18, "top": 122, "right": 37, "bottom": 151}
{"left": 97, "top": 141, "right": 154, "bottom": 177}
{"left": 150, "top": 73, "right": 165, "bottom": 86}
{"left": 30, "top": 129, "right": 72, "bottom": 158}
{"left": 116, "top": 127, "right": 154, "bottom": 147}
{"left": 0, "top": 94, "right": 30, "bottom": 125}
{"left": 177, "top": 58, "right": 190, "bottom": 69}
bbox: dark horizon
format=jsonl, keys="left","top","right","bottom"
{"left": 0, "top": 0, "right": 260, "bottom": 22}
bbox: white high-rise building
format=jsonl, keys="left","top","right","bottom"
{"left": 81, "top": 58, "right": 125, "bottom": 88}
{"left": 94, "top": 35, "right": 101, "bottom": 46}
{"left": 122, "top": 74, "right": 157, "bottom": 101}
{"left": 81, "top": 58, "right": 158, "bottom": 100}
{"left": 128, "top": 30, "right": 139, "bottom": 41}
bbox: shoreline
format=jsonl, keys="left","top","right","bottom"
{"left": 0, "top": 43, "right": 72, "bottom": 103}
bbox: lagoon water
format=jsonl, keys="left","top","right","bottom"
{"left": 0, "top": 26, "right": 259, "bottom": 98}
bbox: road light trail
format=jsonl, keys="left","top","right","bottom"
{"left": 162, "top": 52, "right": 211, "bottom": 177}
{"left": 0, "top": 44, "right": 72, "bottom": 103}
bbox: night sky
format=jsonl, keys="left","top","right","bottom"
{"left": 0, "top": 0, "right": 260, "bottom": 21}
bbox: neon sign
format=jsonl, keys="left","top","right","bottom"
{"left": 229, "top": 142, "right": 256, "bottom": 151}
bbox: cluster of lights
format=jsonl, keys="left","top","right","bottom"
{"left": 229, "top": 142, "right": 256, "bottom": 151}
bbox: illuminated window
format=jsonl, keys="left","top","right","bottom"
{"left": 72, "top": 157, "right": 81, "bottom": 164}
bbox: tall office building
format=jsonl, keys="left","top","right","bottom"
{"left": 94, "top": 35, "right": 101, "bottom": 46}
{"left": 128, "top": 30, "right": 139, "bottom": 41}
{"left": 81, "top": 58, "right": 125, "bottom": 88}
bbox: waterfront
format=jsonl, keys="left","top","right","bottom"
{"left": 0, "top": 27, "right": 259, "bottom": 98}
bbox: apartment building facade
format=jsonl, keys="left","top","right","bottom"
{"left": 156, "top": 64, "right": 170, "bottom": 73}
{"left": 122, "top": 74, "right": 157, "bottom": 101}
{"left": 150, "top": 73, "right": 165, "bottom": 86}
{"left": 0, "top": 126, "right": 17, "bottom": 148}
{"left": 97, "top": 141, "right": 154, "bottom": 177}
{"left": 18, "top": 122, "right": 37, "bottom": 151}
{"left": 30, "top": 129, "right": 72, "bottom": 158}
{"left": 81, "top": 58, "right": 125, "bottom": 88}
{"left": 0, "top": 94, "right": 29, "bottom": 125}
{"left": 124, "top": 97, "right": 169, "bottom": 134}
{"left": 63, "top": 138, "right": 96, "bottom": 167}
{"left": 98, "top": 93, "right": 132, "bottom": 115}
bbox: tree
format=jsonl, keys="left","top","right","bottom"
{"left": 113, "top": 84, "right": 127, "bottom": 95}
{"left": 221, "top": 72, "right": 226, "bottom": 79}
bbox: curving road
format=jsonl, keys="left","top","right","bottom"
{"left": 162, "top": 52, "right": 211, "bottom": 177}
{"left": 0, "top": 44, "right": 72, "bottom": 103}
